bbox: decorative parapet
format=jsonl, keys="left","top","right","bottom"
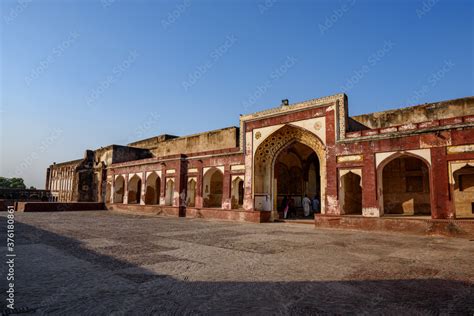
{"left": 239, "top": 93, "right": 345, "bottom": 121}
{"left": 239, "top": 93, "right": 347, "bottom": 151}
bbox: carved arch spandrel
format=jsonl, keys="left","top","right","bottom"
{"left": 254, "top": 124, "right": 326, "bottom": 165}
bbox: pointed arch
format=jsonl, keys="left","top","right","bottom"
{"left": 203, "top": 167, "right": 224, "bottom": 208}
{"left": 165, "top": 178, "right": 175, "bottom": 206}
{"left": 377, "top": 152, "right": 432, "bottom": 216}
{"left": 145, "top": 172, "right": 161, "bottom": 205}
{"left": 231, "top": 176, "right": 245, "bottom": 209}
{"left": 253, "top": 124, "right": 326, "bottom": 214}
{"left": 187, "top": 178, "right": 197, "bottom": 207}
{"left": 339, "top": 170, "right": 362, "bottom": 215}
{"left": 114, "top": 175, "right": 125, "bottom": 204}
{"left": 128, "top": 174, "right": 142, "bottom": 204}
{"left": 452, "top": 163, "right": 474, "bottom": 218}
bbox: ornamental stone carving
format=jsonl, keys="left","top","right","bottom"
{"left": 255, "top": 125, "right": 325, "bottom": 164}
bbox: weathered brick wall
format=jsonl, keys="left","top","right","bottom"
{"left": 351, "top": 96, "right": 474, "bottom": 129}
{"left": 125, "top": 127, "right": 240, "bottom": 158}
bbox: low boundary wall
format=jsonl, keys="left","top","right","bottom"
{"left": 16, "top": 202, "right": 105, "bottom": 212}
{"left": 106, "top": 204, "right": 271, "bottom": 223}
{"left": 315, "top": 215, "right": 474, "bottom": 238}
{"left": 186, "top": 207, "right": 271, "bottom": 223}
{"left": 106, "top": 203, "right": 182, "bottom": 217}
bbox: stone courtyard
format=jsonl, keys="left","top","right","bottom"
{"left": 1, "top": 211, "right": 473, "bottom": 315}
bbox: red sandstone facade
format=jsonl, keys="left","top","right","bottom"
{"left": 46, "top": 94, "right": 474, "bottom": 225}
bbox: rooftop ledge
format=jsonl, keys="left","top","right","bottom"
{"left": 343, "top": 115, "right": 474, "bottom": 142}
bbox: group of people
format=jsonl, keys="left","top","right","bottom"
{"left": 281, "top": 194, "right": 320, "bottom": 219}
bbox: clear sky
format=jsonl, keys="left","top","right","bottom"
{"left": 1, "top": 0, "right": 473, "bottom": 188}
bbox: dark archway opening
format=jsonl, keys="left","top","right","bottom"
{"left": 203, "top": 169, "right": 223, "bottom": 208}
{"left": 274, "top": 142, "right": 320, "bottom": 219}
{"left": 341, "top": 172, "right": 362, "bottom": 215}
{"left": 128, "top": 176, "right": 142, "bottom": 205}
{"left": 114, "top": 176, "right": 125, "bottom": 204}
{"left": 145, "top": 173, "right": 161, "bottom": 205}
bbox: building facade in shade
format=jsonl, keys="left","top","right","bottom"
{"left": 46, "top": 94, "right": 474, "bottom": 220}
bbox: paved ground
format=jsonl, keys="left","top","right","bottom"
{"left": 1, "top": 211, "right": 473, "bottom": 315}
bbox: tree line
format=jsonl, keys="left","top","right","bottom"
{"left": 0, "top": 177, "right": 35, "bottom": 189}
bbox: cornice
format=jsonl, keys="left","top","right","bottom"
{"left": 239, "top": 93, "right": 345, "bottom": 122}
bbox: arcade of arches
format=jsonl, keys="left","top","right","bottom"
{"left": 110, "top": 170, "right": 246, "bottom": 210}
{"left": 108, "top": 149, "right": 474, "bottom": 220}
{"left": 108, "top": 153, "right": 474, "bottom": 219}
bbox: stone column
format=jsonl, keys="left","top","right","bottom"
{"left": 124, "top": 174, "right": 129, "bottom": 204}
{"left": 362, "top": 148, "right": 380, "bottom": 217}
{"left": 222, "top": 165, "right": 232, "bottom": 210}
{"left": 324, "top": 110, "right": 338, "bottom": 215}
{"left": 431, "top": 147, "right": 451, "bottom": 219}
{"left": 140, "top": 171, "right": 146, "bottom": 205}
{"left": 160, "top": 165, "right": 166, "bottom": 205}
{"left": 111, "top": 176, "right": 115, "bottom": 204}
{"left": 195, "top": 162, "right": 204, "bottom": 208}
{"left": 243, "top": 131, "right": 254, "bottom": 211}
{"left": 175, "top": 159, "right": 187, "bottom": 216}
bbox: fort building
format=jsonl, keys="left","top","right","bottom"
{"left": 46, "top": 94, "right": 474, "bottom": 223}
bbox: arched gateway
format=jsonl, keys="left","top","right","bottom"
{"left": 253, "top": 125, "right": 326, "bottom": 216}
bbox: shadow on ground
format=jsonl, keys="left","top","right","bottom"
{"left": 0, "top": 216, "right": 473, "bottom": 315}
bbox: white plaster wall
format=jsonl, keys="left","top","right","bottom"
{"left": 291, "top": 117, "right": 326, "bottom": 145}
{"left": 375, "top": 149, "right": 431, "bottom": 168}
{"left": 203, "top": 166, "right": 224, "bottom": 175}
{"left": 230, "top": 164, "right": 245, "bottom": 171}
{"left": 146, "top": 170, "right": 162, "bottom": 179}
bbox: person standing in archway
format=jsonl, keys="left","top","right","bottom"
{"left": 312, "top": 195, "right": 320, "bottom": 214}
{"left": 302, "top": 194, "right": 312, "bottom": 217}
{"left": 282, "top": 196, "right": 290, "bottom": 219}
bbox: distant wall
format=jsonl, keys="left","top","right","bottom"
{"left": 127, "top": 134, "right": 178, "bottom": 149}
{"left": 110, "top": 145, "right": 152, "bottom": 164}
{"left": 150, "top": 127, "right": 239, "bottom": 157}
{"left": 16, "top": 202, "right": 105, "bottom": 212}
{"left": 350, "top": 97, "right": 474, "bottom": 130}
{"left": 0, "top": 200, "right": 14, "bottom": 212}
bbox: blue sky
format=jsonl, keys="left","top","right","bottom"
{"left": 1, "top": 0, "right": 473, "bottom": 188}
